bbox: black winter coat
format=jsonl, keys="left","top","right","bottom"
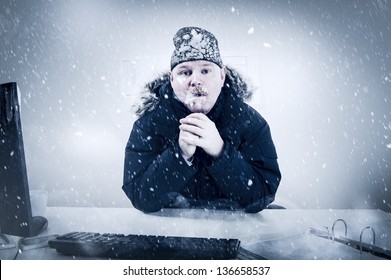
{"left": 122, "top": 68, "right": 281, "bottom": 213}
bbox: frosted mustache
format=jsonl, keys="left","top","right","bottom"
{"left": 191, "top": 87, "right": 208, "bottom": 96}
{"left": 186, "top": 88, "right": 207, "bottom": 101}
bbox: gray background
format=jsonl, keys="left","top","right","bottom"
{"left": 1, "top": 0, "right": 390, "bottom": 211}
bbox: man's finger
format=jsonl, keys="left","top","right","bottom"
{"left": 186, "top": 112, "right": 208, "bottom": 119}
{"left": 180, "top": 133, "right": 201, "bottom": 146}
{"left": 179, "top": 124, "right": 203, "bottom": 137}
{"left": 179, "top": 116, "right": 206, "bottom": 128}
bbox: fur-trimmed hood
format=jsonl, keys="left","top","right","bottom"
{"left": 134, "top": 66, "right": 254, "bottom": 117}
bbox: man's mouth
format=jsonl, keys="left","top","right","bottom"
{"left": 191, "top": 88, "right": 208, "bottom": 97}
{"left": 194, "top": 92, "right": 204, "bottom": 97}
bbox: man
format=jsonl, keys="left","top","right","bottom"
{"left": 122, "top": 27, "right": 281, "bottom": 213}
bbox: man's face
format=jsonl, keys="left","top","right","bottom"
{"left": 170, "top": 60, "right": 226, "bottom": 114}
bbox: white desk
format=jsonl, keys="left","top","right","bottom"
{"left": 3, "top": 207, "right": 391, "bottom": 260}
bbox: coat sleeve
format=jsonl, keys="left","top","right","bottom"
{"left": 206, "top": 114, "right": 281, "bottom": 213}
{"left": 122, "top": 119, "right": 197, "bottom": 213}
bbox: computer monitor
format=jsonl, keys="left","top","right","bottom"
{"left": 0, "top": 82, "right": 48, "bottom": 238}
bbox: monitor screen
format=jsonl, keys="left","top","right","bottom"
{"left": 0, "top": 82, "right": 47, "bottom": 237}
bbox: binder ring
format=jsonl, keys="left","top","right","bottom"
{"left": 360, "top": 226, "right": 376, "bottom": 255}
{"left": 331, "top": 218, "right": 347, "bottom": 241}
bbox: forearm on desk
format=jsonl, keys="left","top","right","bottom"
{"left": 123, "top": 144, "right": 197, "bottom": 213}
{"left": 207, "top": 142, "right": 279, "bottom": 204}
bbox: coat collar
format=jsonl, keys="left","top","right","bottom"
{"left": 135, "top": 66, "right": 253, "bottom": 118}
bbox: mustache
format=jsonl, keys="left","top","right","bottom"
{"left": 190, "top": 87, "right": 208, "bottom": 97}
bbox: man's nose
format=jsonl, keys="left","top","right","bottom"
{"left": 190, "top": 73, "right": 202, "bottom": 87}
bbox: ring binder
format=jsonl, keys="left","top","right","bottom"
{"left": 309, "top": 218, "right": 391, "bottom": 260}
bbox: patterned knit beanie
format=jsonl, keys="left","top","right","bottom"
{"left": 170, "top": 27, "right": 224, "bottom": 70}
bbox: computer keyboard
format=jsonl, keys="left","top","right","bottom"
{"left": 48, "top": 231, "right": 241, "bottom": 260}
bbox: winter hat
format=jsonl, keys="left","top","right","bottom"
{"left": 170, "top": 27, "right": 224, "bottom": 70}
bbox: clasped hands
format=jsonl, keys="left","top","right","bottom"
{"left": 178, "top": 113, "right": 224, "bottom": 161}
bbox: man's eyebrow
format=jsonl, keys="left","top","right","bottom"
{"left": 176, "top": 65, "right": 191, "bottom": 70}
{"left": 198, "top": 62, "right": 214, "bottom": 67}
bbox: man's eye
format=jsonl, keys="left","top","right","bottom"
{"left": 180, "top": 71, "right": 192, "bottom": 76}
{"left": 201, "top": 69, "right": 211, "bottom": 74}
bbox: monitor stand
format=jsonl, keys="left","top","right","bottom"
{"left": 0, "top": 216, "right": 47, "bottom": 248}
{"left": 0, "top": 216, "right": 48, "bottom": 259}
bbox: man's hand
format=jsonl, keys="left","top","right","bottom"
{"left": 178, "top": 128, "right": 197, "bottom": 161}
{"left": 179, "top": 113, "right": 224, "bottom": 158}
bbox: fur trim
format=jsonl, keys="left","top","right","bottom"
{"left": 134, "top": 66, "right": 254, "bottom": 117}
